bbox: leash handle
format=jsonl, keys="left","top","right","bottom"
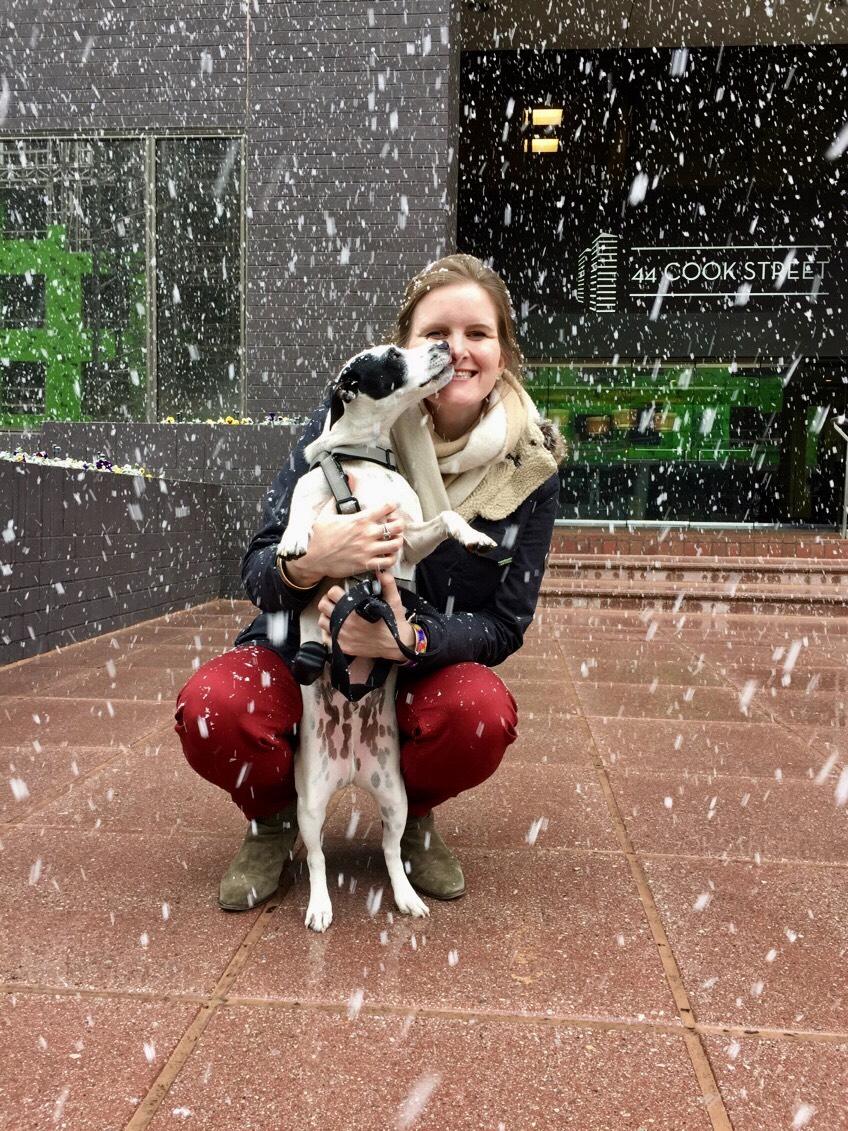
{"left": 328, "top": 580, "right": 418, "bottom": 702}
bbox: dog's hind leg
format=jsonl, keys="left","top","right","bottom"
{"left": 294, "top": 684, "right": 336, "bottom": 932}
{"left": 375, "top": 784, "right": 429, "bottom": 919}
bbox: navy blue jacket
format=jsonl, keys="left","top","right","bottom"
{"left": 233, "top": 396, "right": 559, "bottom": 674}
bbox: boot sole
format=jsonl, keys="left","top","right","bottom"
{"left": 218, "top": 882, "right": 281, "bottom": 912}
{"left": 410, "top": 881, "right": 466, "bottom": 901}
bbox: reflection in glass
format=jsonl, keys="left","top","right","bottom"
{"left": 527, "top": 365, "right": 848, "bottom": 525}
{"left": 0, "top": 137, "right": 147, "bottom": 424}
{"left": 155, "top": 137, "right": 242, "bottom": 421}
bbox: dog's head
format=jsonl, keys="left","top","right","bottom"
{"left": 328, "top": 342, "right": 454, "bottom": 427}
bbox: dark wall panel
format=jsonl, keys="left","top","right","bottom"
{"left": 243, "top": 1, "right": 454, "bottom": 414}
{"left": 1, "top": 459, "right": 223, "bottom": 662}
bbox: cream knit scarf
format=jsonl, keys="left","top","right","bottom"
{"left": 390, "top": 369, "right": 563, "bottom": 523}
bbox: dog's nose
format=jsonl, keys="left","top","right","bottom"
{"left": 433, "top": 340, "right": 450, "bottom": 352}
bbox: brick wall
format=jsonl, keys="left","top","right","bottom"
{"left": 244, "top": 0, "right": 456, "bottom": 415}
{"left": 0, "top": 1, "right": 247, "bottom": 131}
{"left": 32, "top": 420, "right": 302, "bottom": 597}
{"left": 1, "top": 459, "right": 224, "bottom": 662}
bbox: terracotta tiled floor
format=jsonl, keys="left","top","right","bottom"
{"left": 1, "top": 600, "right": 846, "bottom": 1130}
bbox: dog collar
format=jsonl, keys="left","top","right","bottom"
{"left": 310, "top": 444, "right": 397, "bottom": 472}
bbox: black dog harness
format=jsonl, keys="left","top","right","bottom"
{"left": 290, "top": 444, "right": 419, "bottom": 702}
{"left": 311, "top": 445, "right": 397, "bottom": 514}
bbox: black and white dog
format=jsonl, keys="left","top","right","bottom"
{"left": 277, "top": 342, "right": 495, "bottom": 931}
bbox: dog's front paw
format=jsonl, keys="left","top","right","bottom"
{"left": 442, "top": 513, "right": 497, "bottom": 555}
{"left": 277, "top": 530, "right": 310, "bottom": 561}
{"left": 305, "top": 896, "right": 333, "bottom": 932}
{"left": 466, "top": 533, "right": 497, "bottom": 555}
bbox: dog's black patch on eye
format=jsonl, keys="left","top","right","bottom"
{"left": 338, "top": 350, "right": 407, "bottom": 401}
{"left": 329, "top": 349, "right": 409, "bottom": 424}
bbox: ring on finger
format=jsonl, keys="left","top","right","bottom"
{"left": 381, "top": 523, "right": 392, "bottom": 542}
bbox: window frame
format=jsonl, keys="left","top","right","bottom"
{"left": 0, "top": 129, "right": 246, "bottom": 427}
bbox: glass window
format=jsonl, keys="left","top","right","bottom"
{"left": 0, "top": 137, "right": 147, "bottom": 425}
{"left": 527, "top": 364, "right": 848, "bottom": 525}
{"left": 0, "top": 134, "right": 243, "bottom": 427}
{"left": 0, "top": 273, "right": 45, "bottom": 328}
{"left": 155, "top": 137, "right": 242, "bottom": 421}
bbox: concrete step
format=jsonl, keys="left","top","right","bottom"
{"left": 538, "top": 575, "right": 848, "bottom": 615}
{"left": 550, "top": 528, "right": 848, "bottom": 561}
{"left": 546, "top": 554, "right": 848, "bottom": 588}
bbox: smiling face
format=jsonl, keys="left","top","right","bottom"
{"left": 403, "top": 282, "right": 506, "bottom": 436}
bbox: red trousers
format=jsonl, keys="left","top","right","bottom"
{"left": 175, "top": 645, "right": 517, "bottom": 821}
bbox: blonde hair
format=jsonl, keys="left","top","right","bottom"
{"left": 387, "top": 254, "right": 525, "bottom": 380}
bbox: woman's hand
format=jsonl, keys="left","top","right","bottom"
{"left": 317, "top": 570, "right": 415, "bottom": 661}
{"left": 287, "top": 483, "right": 406, "bottom": 585}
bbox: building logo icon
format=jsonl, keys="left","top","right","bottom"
{"left": 577, "top": 232, "right": 619, "bottom": 312}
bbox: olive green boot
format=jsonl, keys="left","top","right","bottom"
{"left": 400, "top": 811, "right": 466, "bottom": 900}
{"left": 218, "top": 803, "right": 299, "bottom": 911}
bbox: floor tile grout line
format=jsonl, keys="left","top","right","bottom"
{"left": 590, "top": 762, "right": 848, "bottom": 787}
{"left": 0, "top": 983, "right": 210, "bottom": 1004}
{"left": 214, "top": 999, "right": 687, "bottom": 1038}
{"left": 125, "top": 1000, "right": 219, "bottom": 1130}
{"left": 0, "top": 821, "right": 263, "bottom": 841}
{"left": 573, "top": 696, "right": 777, "bottom": 730}
{"left": 558, "top": 644, "right": 735, "bottom": 1131}
{"left": 123, "top": 788, "right": 340, "bottom": 1131}
{"left": 0, "top": 694, "right": 182, "bottom": 706}
{"left": 1, "top": 818, "right": 629, "bottom": 853}
{"left": 635, "top": 850, "right": 848, "bottom": 870}
{"left": 123, "top": 884, "right": 292, "bottom": 1130}
{"left": 5, "top": 980, "right": 848, "bottom": 1046}
{"left": 695, "top": 1022, "right": 848, "bottom": 1045}
{"left": 567, "top": 709, "right": 784, "bottom": 728}
{"left": 211, "top": 999, "right": 848, "bottom": 1046}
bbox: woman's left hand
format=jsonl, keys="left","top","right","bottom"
{"left": 317, "top": 570, "right": 415, "bottom": 661}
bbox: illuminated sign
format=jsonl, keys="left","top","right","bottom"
{"left": 577, "top": 232, "right": 830, "bottom": 312}
{"left": 629, "top": 244, "right": 829, "bottom": 305}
